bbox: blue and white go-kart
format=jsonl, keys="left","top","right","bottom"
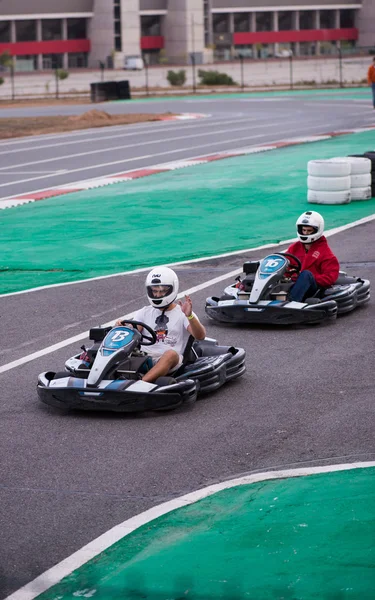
{"left": 37, "top": 320, "right": 246, "bottom": 412}
{"left": 205, "top": 252, "right": 370, "bottom": 326}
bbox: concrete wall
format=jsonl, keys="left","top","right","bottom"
{"left": 0, "top": 0, "right": 93, "bottom": 14}
{"left": 164, "top": 0, "right": 205, "bottom": 62}
{"left": 357, "top": 0, "right": 375, "bottom": 48}
{"left": 88, "top": 0, "right": 114, "bottom": 68}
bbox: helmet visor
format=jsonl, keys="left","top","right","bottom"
{"left": 147, "top": 284, "right": 173, "bottom": 299}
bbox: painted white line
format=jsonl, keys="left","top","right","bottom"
{"left": 2, "top": 213, "right": 375, "bottom": 298}
{"left": 0, "top": 119, "right": 364, "bottom": 195}
{"left": 4, "top": 461, "right": 375, "bottom": 600}
{"left": 2, "top": 212, "right": 375, "bottom": 370}
{"left": 0, "top": 119, "right": 300, "bottom": 171}
{"left": 0, "top": 116, "right": 255, "bottom": 156}
{"left": 0, "top": 268, "right": 243, "bottom": 374}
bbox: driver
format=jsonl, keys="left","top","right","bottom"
{"left": 285, "top": 211, "right": 339, "bottom": 302}
{"left": 114, "top": 267, "right": 206, "bottom": 383}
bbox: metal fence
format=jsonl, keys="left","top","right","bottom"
{"left": 0, "top": 46, "right": 374, "bottom": 100}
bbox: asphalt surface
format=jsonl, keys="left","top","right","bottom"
{"left": 0, "top": 94, "right": 374, "bottom": 597}
{"left": 1, "top": 92, "right": 375, "bottom": 199}
{"left": 0, "top": 220, "right": 374, "bottom": 598}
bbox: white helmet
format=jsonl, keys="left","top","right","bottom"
{"left": 145, "top": 266, "right": 179, "bottom": 308}
{"left": 296, "top": 211, "right": 324, "bottom": 244}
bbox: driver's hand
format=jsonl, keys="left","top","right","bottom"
{"left": 114, "top": 319, "right": 133, "bottom": 327}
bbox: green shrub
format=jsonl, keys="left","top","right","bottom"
{"left": 0, "top": 77, "right": 4, "bottom": 85}
{"left": 198, "top": 69, "right": 237, "bottom": 85}
{"left": 166, "top": 69, "right": 186, "bottom": 86}
{"left": 56, "top": 69, "right": 69, "bottom": 80}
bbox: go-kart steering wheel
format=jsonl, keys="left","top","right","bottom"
{"left": 278, "top": 252, "right": 302, "bottom": 276}
{"left": 120, "top": 319, "right": 157, "bottom": 346}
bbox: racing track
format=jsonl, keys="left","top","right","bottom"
{"left": 1, "top": 89, "right": 375, "bottom": 199}
{"left": 0, "top": 92, "right": 374, "bottom": 597}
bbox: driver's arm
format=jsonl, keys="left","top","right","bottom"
{"left": 187, "top": 315, "right": 206, "bottom": 340}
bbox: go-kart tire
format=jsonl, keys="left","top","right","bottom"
{"left": 307, "top": 189, "right": 351, "bottom": 205}
{"left": 350, "top": 173, "right": 371, "bottom": 187}
{"left": 219, "top": 293, "right": 236, "bottom": 301}
{"left": 350, "top": 186, "right": 372, "bottom": 201}
{"left": 307, "top": 175, "right": 351, "bottom": 191}
{"left": 308, "top": 159, "right": 350, "bottom": 177}
{"left": 331, "top": 157, "right": 371, "bottom": 175}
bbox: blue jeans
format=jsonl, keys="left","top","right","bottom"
{"left": 290, "top": 270, "right": 318, "bottom": 302}
{"left": 372, "top": 83, "right": 375, "bottom": 108}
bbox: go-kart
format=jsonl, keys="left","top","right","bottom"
{"left": 205, "top": 252, "right": 370, "bottom": 326}
{"left": 37, "top": 320, "right": 246, "bottom": 412}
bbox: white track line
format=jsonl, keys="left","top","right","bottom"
{"left": 0, "top": 116, "right": 265, "bottom": 156}
{"left": 4, "top": 461, "right": 375, "bottom": 600}
{"left": 0, "top": 119, "right": 304, "bottom": 171}
{"left": 1, "top": 213, "right": 375, "bottom": 373}
{"left": 0, "top": 268, "right": 243, "bottom": 375}
{"left": 1, "top": 213, "right": 374, "bottom": 299}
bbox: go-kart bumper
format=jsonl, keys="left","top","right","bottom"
{"left": 205, "top": 297, "right": 338, "bottom": 325}
{"left": 37, "top": 372, "right": 197, "bottom": 412}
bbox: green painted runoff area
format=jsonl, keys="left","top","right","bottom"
{"left": 35, "top": 467, "right": 375, "bottom": 600}
{"left": 122, "top": 86, "right": 371, "bottom": 103}
{"left": 1, "top": 129, "right": 375, "bottom": 294}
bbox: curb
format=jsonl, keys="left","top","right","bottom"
{"left": 2, "top": 124, "right": 375, "bottom": 210}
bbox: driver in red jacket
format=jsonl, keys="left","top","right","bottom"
{"left": 286, "top": 211, "right": 339, "bottom": 302}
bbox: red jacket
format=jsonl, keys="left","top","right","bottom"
{"left": 286, "top": 236, "right": 339, "bottom": 287}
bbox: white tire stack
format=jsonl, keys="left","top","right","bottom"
{"left": 331, "top": 157, "right": 371, "bottom": 201}
{"left": 307, "top": 160, "right": 351, "bottom": 204}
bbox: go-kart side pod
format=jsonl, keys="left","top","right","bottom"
{"left": 205, "top": 297, "right": 338, "bottom": 325}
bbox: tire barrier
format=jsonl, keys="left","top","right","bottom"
{"left": 350, "top": 186, "right": 372, "bottom": 201}
{"left": 307, "top": 175, "right": 351, "bottom": 191}
{"left": 307, "top": 159, "right": 351, "bottom": 178}
{"left": 349, "top": 152, "right": 375, "bottom": 198}
{"left": 307, "top": 156, "right": 374, "bottom": 204}
{"left": 307, "top": 189, "right": 351, "bottom": 205}
{"left": 307, "top": 159, "right": 351, "bottom": 204}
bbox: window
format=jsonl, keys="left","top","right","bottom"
{"left": 320, "top": 41, "right": 337, "bottom": 54}
{"left": 141, "top": 16, "right": 161, "bottom": 37}
{"left": 16, "top": 20, "right": 37, "bottom": 42}
{"left": 234, "top": 13, "right": 250, "bottom": 33}
{"left": 235, "top": 45, "right": 253, "bottom": 58}
{"left": 299, "top": 11, "right": 315, "bottom": 30}
{"left": 203, "top": 0, "right": 210, "bottom": 47}
{"left": 113, "top": 0, "right": 122, "bottom": 53}
{"left": 15, "top": 55, "right": 37, "bottom": 71}
{"left": 0, "top": 21, "right": 11, "bottom": 43}
{"left": 299, "top": 42, "right": 317, "bottom": 56}
{"left": 68, "top": 52, "right": 88, "bottom": 68}
{"left": 42, "top": 19, "right": 62, "bottom": 41}
{"left": 340, "top": 9, "right": 356, "bottom": 29}
{"left": 67, "top": 18, "right": 87, "bottom": 39}
{"left": 213, "top": 14, "right": 229, "bottom": 34}
{"left": 42, "top": 54, "right": 63, "bottom": 70}
{"left": 278, "top": 12, "right": 293, "bottom": 31}
{"left": 256, "top": 13, "right": 272, "bottom": 32}
{"left": 320, "top": 10, "right": 335, "bottom": 29}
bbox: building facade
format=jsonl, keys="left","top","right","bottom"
{"left": 0, "top": 0, "right": 373, "bottom": 71}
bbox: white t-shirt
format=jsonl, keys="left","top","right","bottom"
{"left": 132, "top": 305, "right": 195, "bottom": 358}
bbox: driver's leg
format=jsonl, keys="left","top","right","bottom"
{"left": 142, "top": 350, "right": 180, "bottom": 383}
{"left": 289, "top": 270, "right": 317, "bottom": 302}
